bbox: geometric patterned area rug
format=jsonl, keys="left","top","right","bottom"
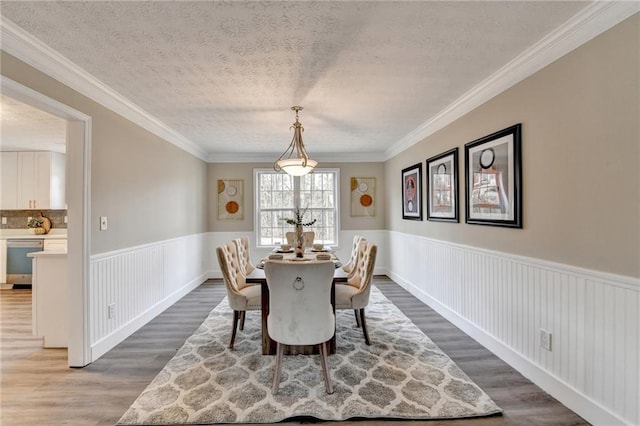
{"left": 118, "top": 286, "right": 502, "bottom": 424}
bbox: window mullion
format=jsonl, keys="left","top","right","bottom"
{"left": 293, "top": 176, "right": 301, "bottom": 208}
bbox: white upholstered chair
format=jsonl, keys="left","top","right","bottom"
{"left": 341, "top": 235, "right": 367, "bottom": 276}
{"left": 216, "top": 242, "right": 261, "bottom": 349}
{"left": 285, "top": 231, "right": 315, "bottom": 248}
{"left": 335, "top": 241, "right": 377, "bottom": 345}
{"left": 232, "top": 236, "right": 256, "bottom": 276}
{"left": 264, "top": 260, "right": 335, "bottom": 394}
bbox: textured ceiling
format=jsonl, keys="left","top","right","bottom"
{"left": 0, "top": 94, "right": 67, "bottom": 153}
{"left": 0, "top": 1, "right": 590, "bottom": 159}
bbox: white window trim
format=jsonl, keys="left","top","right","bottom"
{"left": 253, "top": 168, "right": 340, "bottom": 249}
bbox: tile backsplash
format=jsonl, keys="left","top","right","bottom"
{"left": 0, "top": 210, "right": 68, "bottom": 230}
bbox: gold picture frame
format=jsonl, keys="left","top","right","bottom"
{"left": 350, "top": 177, "right": 375, "bottom": 217}
{"left": 218, "top": 179, "right": 244, "bottom": 220}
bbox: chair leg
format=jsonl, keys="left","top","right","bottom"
{"left": 229, "top": 310, "right": 240, "bottom": 349}
{"left": 272, "top": 342, "right": 284, "bottom": 395}
{"left": 319, "top": 341, "right": 334, "bottom": 394}
{"left": 239, "top": 311, "right": 246, "bottom": 331}
{"left": 354, "top": 309, "right": 361, "bottom": 328}
{"left": 360, "top": 308, "right": 371, "bottom": 346}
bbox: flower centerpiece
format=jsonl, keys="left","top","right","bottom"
{"left": 282, "top": 207, "right": 316, "bottom": 257}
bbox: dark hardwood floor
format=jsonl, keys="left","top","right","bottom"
{"left": 0, "top": 277, "right": 589, "bottom": 426}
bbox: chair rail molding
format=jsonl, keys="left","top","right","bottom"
{"left": 386, "top": 230, "right": 639, "bottom": 426}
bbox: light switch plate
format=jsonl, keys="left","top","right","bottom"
{"left": 100, "top": 216, "right": 108, "bottom": 231}
{"left": 1, "top": 217, "right": 6, "bottom": 225}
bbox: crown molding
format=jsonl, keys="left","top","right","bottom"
{"left": 384, "top": 1, "right": 640, "bottom": 160}
{"left": 208, "top": 151, "right": 386, "bottom": 163}
{"left": 0, "top": 17, "right": 209, "bottom": 161}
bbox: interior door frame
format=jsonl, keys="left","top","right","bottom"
{"left": 1, "top": 76, "right": 92, "bottom": 367}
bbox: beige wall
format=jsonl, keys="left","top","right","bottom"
{"left": 1, "top": 52, "right": 209, "bottom": 254}
{"left": 3, "top": 14, "right": 636, "bottom": 275}
{"left": 208, "top": 161, "right": 386, "bottom": 232}
{"left": 385, "top": 14, "right": 639, "bottom": 278}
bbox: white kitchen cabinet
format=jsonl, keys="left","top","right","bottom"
{"left": 0, "top": 239, "right": 6, "bottom": 284}
{"left": 0, "top": 152, "right": 19, "bottom": 209}
{"left": 44, "top": 239, "right": 67, "bottom": 251}
{"left": 29, "top": 251, "right": 68, "bottom": 348}
{"left": 15, "top": 151, "right": 66, "bottom": 210}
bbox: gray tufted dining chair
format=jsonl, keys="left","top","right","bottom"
{"left": 264, "top": 260, "right": 335, "bottom": 395}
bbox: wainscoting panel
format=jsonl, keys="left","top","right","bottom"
{"left": 386, "top": 231, "right": 639, "bottom": 426}
{"left": 89, "top": 233, "right": 209, "bottom": 361}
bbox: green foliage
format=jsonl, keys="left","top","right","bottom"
{"left": 282, "top": 206, "right": 317, "bottom": 227}
{"left": 27, "top": 217, "right": 44, "bottom": 228}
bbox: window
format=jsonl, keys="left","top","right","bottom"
{"left": 254, "top": 168, "right": 340, "bottom": 247}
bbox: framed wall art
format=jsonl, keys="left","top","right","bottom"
{"left": 464, "top": 124, "right": 522, "bottom": 228}
{"left": 426, "top": 147, "right": 459, "bottom": 222}
{"left": 402, "top": 163, "right": 422, "bottom": 221}
{"left": 350, "top": 177, "right": 376, "bottom": 217}
{"left": 218, "top": 179, "right": 244, "bottom": 220}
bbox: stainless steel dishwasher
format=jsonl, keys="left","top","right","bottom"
{"left": 6, "top": 239, "right": 44, "bottom": 288}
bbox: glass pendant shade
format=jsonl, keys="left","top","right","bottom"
{"left": 274, "top": 106, "right": 317, "bottom": 176}
{"left": 276, "top": 158, "right": 318, "bottom": 176}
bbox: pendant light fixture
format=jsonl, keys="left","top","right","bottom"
{"left": 273, "top": 106, "right": 317, "bottom": 176}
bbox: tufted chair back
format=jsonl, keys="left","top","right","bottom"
{"left": 216, "top": 243, "right": 249, "bottom": 309}
{"left": 233, "top": 236, "right": 255, "bottom": 275}
{"left": 345, "top": 242, "right": 377, "bottom": 307}
{"left": 285, "top": 231, "right": 315, "bottom": 248}
{"left": 342, "top": 235, "right": 367, "bottom": 275}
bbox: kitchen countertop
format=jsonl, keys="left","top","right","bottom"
{"left": 0, "top": 229, "right": 68, "bottom": 240}
{"left": 28, "top": 250, "right": 67, "bottom": 257}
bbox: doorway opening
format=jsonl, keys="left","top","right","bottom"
{"left": 1, "top": 76, "right": 92, "bottom": 367}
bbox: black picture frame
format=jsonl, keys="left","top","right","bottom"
{"left": 402, "top": 163, "right": 422, "bottom": 221}
{"left": 464, "top": 124, "right": 522, "bottom": 228}
{"left": 426, "top": 148, "right": 459, "bottom": 222}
